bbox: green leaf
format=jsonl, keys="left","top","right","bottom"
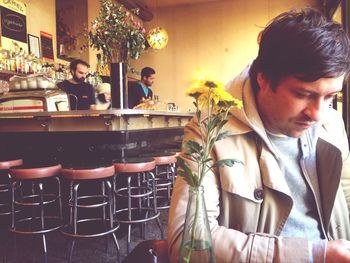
{"left": 217, "top": 119, "right": 228, "bottom": 131}
{"left": 216, "top": 131, "right": 230, "bottom": 142}
{"left": 212, "top": 158, "right": 243, "bottom": 167}
{"left": 195, "top": 109, "right": 201, "bottom": 121}
{"left": 183, "top": 140, "right": 203, "bottom": 155}
{"left": 207, "top": 115, "right": 222, "bottom": 132}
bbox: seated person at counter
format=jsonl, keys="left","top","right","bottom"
{"left": 96, "top": 82, "right": 111, "bottom": 110}
{"left": 168, "top": 8, "right": 350, "bottom": 263}
{"left": 57, "top": 59, "right": 96, "bottom": 110}
{"left": 128, "top": 67, "right": 155, "bottom": 109}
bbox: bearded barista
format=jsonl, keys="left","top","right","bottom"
{"left": 57, "top": 59, "right": 96, "bottom": 110}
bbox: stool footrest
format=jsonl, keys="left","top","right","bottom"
{"left": 70, "top": 195, "right": 108, "bottom": 208}
{"left": 115, "top": 208, "right": 160, "bottom": 224}
{"left": 61, "top": 218, "right": 119, "bottom": 238}
{"left": 10, "top": 216, "right": 62, "bottom": 234}
{"left": 115, "top": 186, "right": 153, "bottom": 198}
{"left": 15, "top": 193, "right": 59, "bottom": 206}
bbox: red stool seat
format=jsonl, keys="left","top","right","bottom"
{"left": 152, "top": 155, "right": 177, "bottom": 166}
{"left": 10, "top": 164, "right": 61, "bottom": 180}
{"left": 114, "top": 158, "right": 156, "bottom": 173}
{"left": 61, "top": 165, "right": 115, "bottom": 180}
{"left": 0, "top": 159, "right": 23, "bottom": 170}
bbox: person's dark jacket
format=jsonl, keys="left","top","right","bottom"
{"left": 128, "top": 81, "right": 153, "bottom": 109}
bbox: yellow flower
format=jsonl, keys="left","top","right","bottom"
{"left": 187, "top": 80, "right": 242, "bottom": 111}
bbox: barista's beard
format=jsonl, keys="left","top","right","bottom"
{"left": 73, "top": 75, "right": 85, "bottom": 83}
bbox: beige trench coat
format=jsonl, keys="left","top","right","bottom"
{"left": 167, "top": 67, "right": 350, "bottom": 263}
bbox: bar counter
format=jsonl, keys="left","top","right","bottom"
{"left": 0, "top": 109, "right": 192, "bottom": 132}
{"left": 0, "top": 109, "right": 192, "bottom": 163}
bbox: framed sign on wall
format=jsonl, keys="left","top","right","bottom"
{"left": 40, "top": 31, "right": 54, "bottom": 60}
{"left": 28, "top": 34, "right": 40, "bottom": 58}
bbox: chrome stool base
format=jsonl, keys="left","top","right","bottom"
{"left": 61, "top": 164, "right": 120, "bottom": 263}
{"left": 114, "top": 158, "right": 164, "bottom": 254}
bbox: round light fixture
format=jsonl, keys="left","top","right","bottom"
{"left": 146, "top": 27, "right": 168, "bottom": 50}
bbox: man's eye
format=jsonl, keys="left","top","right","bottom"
{"left": 294, "top": 92, "right": 310, "bottom": 99}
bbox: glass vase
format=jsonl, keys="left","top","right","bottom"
{"left": 178, "top": 186, "right": 215, "bottom": 263}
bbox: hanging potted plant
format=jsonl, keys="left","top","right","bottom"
{"left": 88, "top": 0, "right": 147, "bottom": 108}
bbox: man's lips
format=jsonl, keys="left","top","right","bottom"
{"left": 295, "top": 121, "right": 314, "bottom": 128}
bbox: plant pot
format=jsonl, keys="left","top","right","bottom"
{"left": 109, "top": 46, "right": 128, "bottom": 109}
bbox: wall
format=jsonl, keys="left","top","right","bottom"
{"left": 56, "top": 0, "right": 89, "bottom": 62}
{"left": 21, "top": 0, "right": 57, "bottom": 59}
{"left": 131, "top": 0, "right": 320, "bottom": 112}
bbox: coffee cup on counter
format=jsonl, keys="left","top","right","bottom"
{"left": 27, "top": 78, "right": 37, "bottom": 89}
{"left": 20, "top": 79, "right": 28, "bottom": 89}
{"left": 13, "top": 81, "right": 21, "bottom": 90}
{"left": 37, "top": 77, "right": 49, "bottom": 89}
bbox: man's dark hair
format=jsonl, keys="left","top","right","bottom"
{"left": 70, "top": 59, "right": 90, "bottom": 72}
{"left": 250, "top": 8, "right": 350, "bottom": 92}
{"left": 141, "top": 67, "right": 156, "bottom": 78}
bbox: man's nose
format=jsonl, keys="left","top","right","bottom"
{"left": 304, "top": 98, "right": 327, "bottom": 122}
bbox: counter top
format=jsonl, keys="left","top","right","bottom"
{"left": 0, "top": 109, "right": 193, "bottom": 132}
{"left": 0, "top": 109, "right": 193, "bottom": 118}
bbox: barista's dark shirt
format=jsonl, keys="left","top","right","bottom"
{"left": 57, "top": 80, "right": 96, "bottom": 110}
{"left": 128, "top": 81, "right": 153, "bottom": 109}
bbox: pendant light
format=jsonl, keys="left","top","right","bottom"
{"left": 147, "top": 26, "right": 168, "bottom": 49}
{"left": 146, "top": 0, "right": 168, "bottom": 50}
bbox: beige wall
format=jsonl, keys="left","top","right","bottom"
{"left": 22, "top": 0, "right": 69, "bottom": 65}
{"left": 22, "top": 0, "right": 57, "bottom": 60}
{"left": 18, "top": 0, "right": 320, "bottom": 111}
{"left": 131, "top": 0, "right": 320, "bottom": 112}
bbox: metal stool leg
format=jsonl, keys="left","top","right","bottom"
{"left": 68, "top": 239, "right": 76, "bottom": 263}
{"left": 106, "top": 180, "right": 120, "bottom": 261}
{"left": 67, "top": 183, "right": 79, "bottom": 262}
{"left": 150, "top": 172, "right": 164, "bottom": 239}
{"left": 127, "top": 175, "right": 132, "bottom": 254}
{"left": 38, "top": 183, "right": 48, "bottom": 256}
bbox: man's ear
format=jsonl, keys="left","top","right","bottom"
{"left": 256, "top": 72, "right": 269, "bottom": 91}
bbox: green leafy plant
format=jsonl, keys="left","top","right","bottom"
{"left": 89, "top": 0, "right": 146, "bottom": 62}
{"left": 177, "top": 80, "right": 243, "bottom": 263}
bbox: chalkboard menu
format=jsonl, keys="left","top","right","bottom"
{"left": 40, "top": 31, "right": 54, "bottom": 60}
{"left": 0, "top": 6, "right": 27, "bottom": 43}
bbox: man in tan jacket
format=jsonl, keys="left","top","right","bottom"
{"left": 168, "top": 8, "right": 350, "bottom": 262}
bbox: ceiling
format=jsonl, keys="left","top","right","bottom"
{"left": 139, "top": 0, "right": 223, "bottom": 9}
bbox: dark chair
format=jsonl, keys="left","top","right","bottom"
{"left": 122, "top": 239, "right": 169, "bottom": 263}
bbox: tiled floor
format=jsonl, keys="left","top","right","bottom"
{"left": 0, "top": 209, "right": 168, "bottom": 263}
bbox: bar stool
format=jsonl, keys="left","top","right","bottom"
{"left": 9, "top": 162, "right": 62, "bottom": 262}
{"left": 0, "top": 158, "right": 23, "bottom": 218}
{"left": 60, "top": 163, "right": 120, "bottom": 263}
{"left": 0, "top": 158, "right": 23, "bottom": 262}
{"left": 113, "top": 157, "right": 164, "bottom": 254}
{"left": 141, "top": 152, "right": 177, "bottom": 210}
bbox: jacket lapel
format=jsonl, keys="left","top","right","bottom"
{"left": 316, "top": 138, "right": 342, "bottom": 230}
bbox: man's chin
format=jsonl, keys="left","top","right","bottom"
{"left": 285, "top": 129, "right": 308, "bottom": 138}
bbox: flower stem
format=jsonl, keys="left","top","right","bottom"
{"left": 184, "top": 187, "right": 200, "bottom": 263}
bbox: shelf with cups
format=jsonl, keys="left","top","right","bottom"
{"left": 0, "top": 69, "right": 26, "bottom": 81}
